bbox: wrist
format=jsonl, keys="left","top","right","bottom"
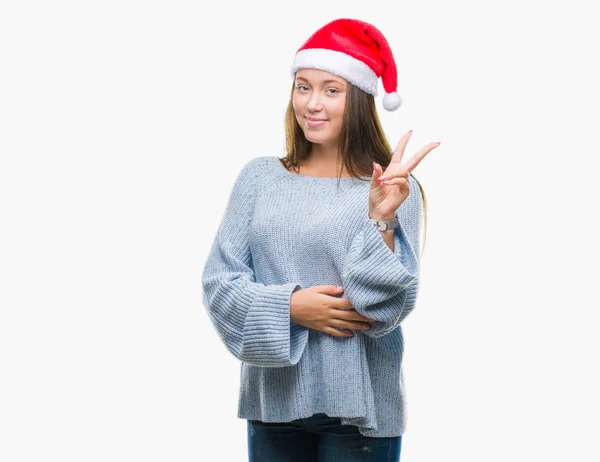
{"left": 369, "top": 212, "right": 397, "bottom": 221}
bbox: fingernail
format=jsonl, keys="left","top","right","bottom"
{"left": 378, "top": 176, "right": 387, "bottom": 181}
{"left": 408, "top": 129, "right": 413, "bottom": 134}
{"left": 337, "top": 286, "right": 344, "bottom": 290}
{"left": 372, "top": 161, "right": 376, "bottom": 169}
{"left": 435, "top": 142, "right": 441, "bottom": 146}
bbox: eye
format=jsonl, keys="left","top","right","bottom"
{"left": 295, "top": 85, "right": 309, "bottom": 91}
{"left": 327, "top": 88, "right": 340, "bottom": 94}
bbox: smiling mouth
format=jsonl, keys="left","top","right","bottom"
{"left": 305, "top": 118, "right": 327, "bottom": 127}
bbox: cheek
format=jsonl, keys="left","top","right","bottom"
{"left": 332, "top": 106, "right": 345, "bottom": 124}
{"left": 292, "top": 93, "right": 303, "bottom": 109}
{"left": 331, "top": 99, "right": 345, "bottom": 118}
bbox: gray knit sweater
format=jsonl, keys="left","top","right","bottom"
{"left": 201, "top": 155, "right": 421, "bottom": 437}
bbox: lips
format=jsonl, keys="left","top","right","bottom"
{"left": 305, "top": 116, "right": 328, "bottom": 127}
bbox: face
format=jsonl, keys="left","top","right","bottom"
{"left": 292, "top": 68, "right": 347, "bottom": 148}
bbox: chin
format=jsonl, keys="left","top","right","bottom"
{"left": 303, "top": 132, "right": 329, "bottom": 143}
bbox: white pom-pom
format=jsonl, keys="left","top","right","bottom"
{"left": 382, "top": 92, "right": 403, "bottom": 111}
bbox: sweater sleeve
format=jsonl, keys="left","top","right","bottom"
{"left": 340, "top": 175, "right": 422, "bottom": 338}
{"left": 201, "top": 159, "right": 309, "bottom": 367}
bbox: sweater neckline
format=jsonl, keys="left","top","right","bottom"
{"left": 274, "top": 157, "right": 372, "bottom": 182}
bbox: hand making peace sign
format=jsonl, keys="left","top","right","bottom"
{"left": 368, "top": 130, "right": 440, "bottom": 220}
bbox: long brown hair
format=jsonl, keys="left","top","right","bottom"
{"left": 280, "top": 78, "right": 428, "bottom": 255}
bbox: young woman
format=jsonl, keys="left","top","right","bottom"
{"left": 202, "top": 18, "right": 440, "bottom": 461}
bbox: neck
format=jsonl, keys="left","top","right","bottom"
{"left": 303, "top": 143, "right": 346, "bottom": 173}
{"left": 309, "top": 142, "right": 339, "bottom": 161}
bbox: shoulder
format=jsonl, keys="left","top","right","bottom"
{"left": 240, "top": 156, "right": 277, "bottom": 173}
{"left": 236, "top": 155, "right": 285, "bottom": 186}
{"left": 234, "top": 155, "right": 268, "bottom": 176}
{"left": 232, "top": 156, "right": 280, "bottom": 191}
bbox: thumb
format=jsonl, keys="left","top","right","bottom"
{"left": 371, "top": 162, "right": 382, "bottom": 187}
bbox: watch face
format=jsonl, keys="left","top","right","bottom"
{"left": 371, "top": 217, "right": 398, "bottom": 231}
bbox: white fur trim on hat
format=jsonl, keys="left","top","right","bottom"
{"left": 290, "top": 48, "right": 379, "bottom": 96}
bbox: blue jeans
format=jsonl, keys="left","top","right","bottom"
{"left": 247, "top": 413, "right": 402, "bottom": 461}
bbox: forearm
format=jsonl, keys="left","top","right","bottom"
{"left": 378, "top": 228, "right": 394, "bottom": 251}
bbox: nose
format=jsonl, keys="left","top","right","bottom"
{"left": 306, "top": 92, "right": 324, "bottom": 112}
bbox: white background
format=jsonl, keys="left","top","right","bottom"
{"left": 1, "top": 1, "right": 599, "bottom": 461}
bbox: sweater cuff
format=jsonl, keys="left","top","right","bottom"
{"left": 342, "top": 220, "right": 419, "bottom": 309}
{"left": 242, "top": 282, "right": 309, "bottom": 367}
{"left": 367, "top": 218, "right": 418, "bottom": 275}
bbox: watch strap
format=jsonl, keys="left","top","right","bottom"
{"left": 369, "top": 214, "right": 399, "bottom": 231}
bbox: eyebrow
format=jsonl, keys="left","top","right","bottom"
{"left": 295, "top": 77, "right": 345, "bottom": 86}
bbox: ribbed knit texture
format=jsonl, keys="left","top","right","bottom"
{"left": 202, "top": 155, "right": 421, "bottom": 437}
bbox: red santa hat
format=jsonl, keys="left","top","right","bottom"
{"left": 290, "top": 18, "right": 403, "bottom": 111}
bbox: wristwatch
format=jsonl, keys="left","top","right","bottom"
{"left": 369, "top": 214, "right": 399, "bottom": 231}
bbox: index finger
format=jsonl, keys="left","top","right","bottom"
{"left": 334, "top": 299, "right": 378, "bottom": 322}
{"left": 390, "top": 130, "right": 413, "bottom": 165}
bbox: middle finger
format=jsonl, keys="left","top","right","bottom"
{"left": 403, "top": 142, "right": 440, "bottom": 173}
